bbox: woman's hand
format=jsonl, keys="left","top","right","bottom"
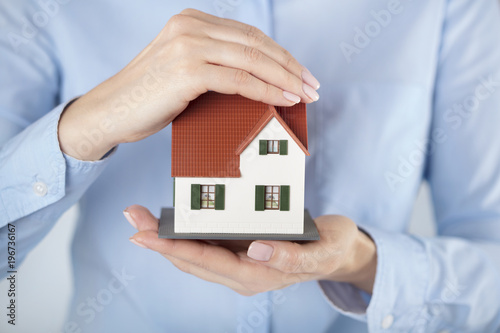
{"left": 124, "top": 205, "right": 377, "bottom": 296}
{"left": 58, "top": 8, "right": 320, "bottom": 161}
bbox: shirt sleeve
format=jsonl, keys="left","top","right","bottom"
{"left": 317, "top": 0, "right": 500, "bottom": 332}
{"left": 0, "top": 3, "right": 114, "bottom": 278}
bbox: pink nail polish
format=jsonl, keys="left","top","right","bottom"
{"left": 303, "top": 83, "right": 320, "bottom": 102}
{"left": 247, "top": 242, "right": 274, "bottom": 261}
{"left": 283, "top": 91, "right": 301, "bottom": 104}
{"left": 123, "top": 210, "right": 137, "bottom": 229}
{"left": 302, "top": 70, "right": 320, "bottom": 90}
{"left": 129, "top": 238, "right": 148, "bottom": 249}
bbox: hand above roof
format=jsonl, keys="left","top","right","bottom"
{"left": 57, "top": 8, "right": 321, "bottom": 161}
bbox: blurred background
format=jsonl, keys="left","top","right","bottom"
{"left": 0, "top": 183, "right": 437, "bottom": 332}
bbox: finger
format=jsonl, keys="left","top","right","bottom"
{"left": 200, "top": 39, "right": 313, "bottom": 103}
{"left": 132, "top": 230, "right": 247, "bottom": 274}
{"left": 161, "top": 253, "right": 253, "bottom": 295}
{"left": 123, "top": 204, "right": 159, "bottom": 232}
{"left": 246, "top": 240, "right": 309, "bottom": 274}
{"left": 180, "top": 9, "right": 320, "bottom": 91}
{"left": 131, "top": 230, "right": 280, "bottom": 284}
{"left": 245, "top": 216, "right": 358, "bottom": 275}
{"left": 166, "top": 250, "right": 299, "bottom": 294}
{"left": 200, "top": 64, "right": 300, "bottom": 106}
{"left": 132, "top": 230, "right": 302, "bottom": 292}
{"left": 246, "top": 239, "right": 337, "bottom": 275}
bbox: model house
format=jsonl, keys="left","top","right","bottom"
{"left": 171, "top": 92, "right": 309, "bottom": 235}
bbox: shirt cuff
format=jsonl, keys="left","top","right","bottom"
{"left": 318, "top": 280, "right": 368, "bottom": 321}
{"left": 318, "top": 226, "right": 430, "bottom": 332}
{"left": 0, "top": 100, "right": 115, "bottom": 226}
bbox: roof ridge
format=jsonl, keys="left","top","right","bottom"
{"left": 235, "top": 106, "right": 274, "bottom": 155}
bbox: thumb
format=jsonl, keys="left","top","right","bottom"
{"left": 246, "top": 241, "right": 311, "bottom": 274}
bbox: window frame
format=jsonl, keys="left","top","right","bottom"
{"left": 200, "top": 185, "right": 216, "bottom": 209}
{"left": 267, "top": 140, "right": 280, "bottom": 154}
{"left": 264, "top": 186, "right": 280, "bottom": 210}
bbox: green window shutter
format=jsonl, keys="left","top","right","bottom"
{"left": 173, "top": 177, "right": 175, "bottom": 207}
{"left": 259, "top": 140, "right": 268, "bottom": 155}
{"left": 279, "top": 140, "right": 288, "bottom": 155}
{"left": 215, "top": 184, "right": 225, "bottom": 210}
{"left": 191, "top": 184, "right": 201, "bottom": 210}
{"left": 255, "top": 185, "right": 265, "bottom": 211}
{"left": 280, "top": 185, "right": 290, "bottom": 211}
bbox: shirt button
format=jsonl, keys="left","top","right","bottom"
{"left": 381, "top": 314, "right": 394, "bottom": 329}
{"left": 33, "top": 182, "right": 48, "bottom": 197}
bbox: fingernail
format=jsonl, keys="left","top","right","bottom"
{"left": 283, "top": 91, "right": 301, "bottom": 104}
{"left": 247, "top": 242, "right": 274, "bottom": 261}
{"left": 123, "top": 210, "right": 137, "bottom": 229}
{"left": 302, "top": 70, "right": 320, "bottom": 90}
{"left": 129, "top": 237, "right": 148, "bottom": 249}
{"left": 303, "top": 83, "right": 320, "bottom": 102}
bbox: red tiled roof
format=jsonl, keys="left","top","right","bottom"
{"left": 275, "top": 104, "right": 309, "bottom": 152}
{"left": 171, "top": 92, "right": 309, "bottom": 178}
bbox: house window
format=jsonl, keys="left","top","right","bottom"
{"left": 191, "top": 184, "right": 225, "bottom": 210}
{"left": 201, "top": 185, "right": 215, "bottom": 209}
{"left": 255, "top": 185, "right": 290, "bottom": 211}
{"left": 265, "top": 186, "right": 280, "bottom": 209}
{"left": 259, "top": 140, "right": 288, "bottom": 155}
{"left": 267, "top": 140, "right": 279, "bottom": 154}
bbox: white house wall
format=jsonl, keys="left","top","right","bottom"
{"left": 174, "top": 117, "right": 305, "bottom": 234}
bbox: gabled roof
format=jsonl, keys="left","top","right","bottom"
{"left": 235, "top": 105, "right": 309, "bottom": 156}
{"left": 171, "top": 92, "right": 309, "bottom": 178}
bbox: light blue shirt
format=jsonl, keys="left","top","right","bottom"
{"left": 1, "top": 0, "right": 500, "bottom": 332}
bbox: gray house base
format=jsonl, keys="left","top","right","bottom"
{"left": 158, "top": 208, "right": 320, "bottom": 241}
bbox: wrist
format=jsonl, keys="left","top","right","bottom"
{"left": 347, "top": 229, "right": 377, "bottom": 293}
{"left": 325, "top": 228, "right": 377, "bottom": 294}
{"left": 58, "top": 96, "right": 120, "bottom": 161}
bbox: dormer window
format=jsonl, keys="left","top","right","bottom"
{"left": 267, "top": 140, "right": 279, "bottom": 154}
{"left": 259, "top": 140, "right": 288, "bottom": 155}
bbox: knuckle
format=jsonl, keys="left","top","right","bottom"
{"left": 233, "top": 70, "right": 252, "bottom": 86}
{"left": 282, "top": 49, "right": 297, "bottom": 69}
{"left": 166, "top": 14, "right": 199, "bottom": 36}
{"left": 179, "top": 8, "right": 198, "bottom": 16}
{"left": 170, "top": 35, "right": 196, "bottom": 54}
{"left": 196, "top": 244, "right": 212, "bottom": 271}
{"left": 261, "top": 84, "right": 272, "bottom": 102}
{"left": 304, "top": 254, "right": 322, "bottom": 273}
{"left": 166, "top": 14, "right": 187, "bottom": 33}
{"left": 282, "top": 251, "right": 304, "bottom": 274}
{"left": 245, "top": 26, "right": 265, "bottom": 46}
{"left": 243, "top": 46, "right": 263, "bottom": 63}
{"left": 282, "top": 72, "right": 296, "bottom": 88}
